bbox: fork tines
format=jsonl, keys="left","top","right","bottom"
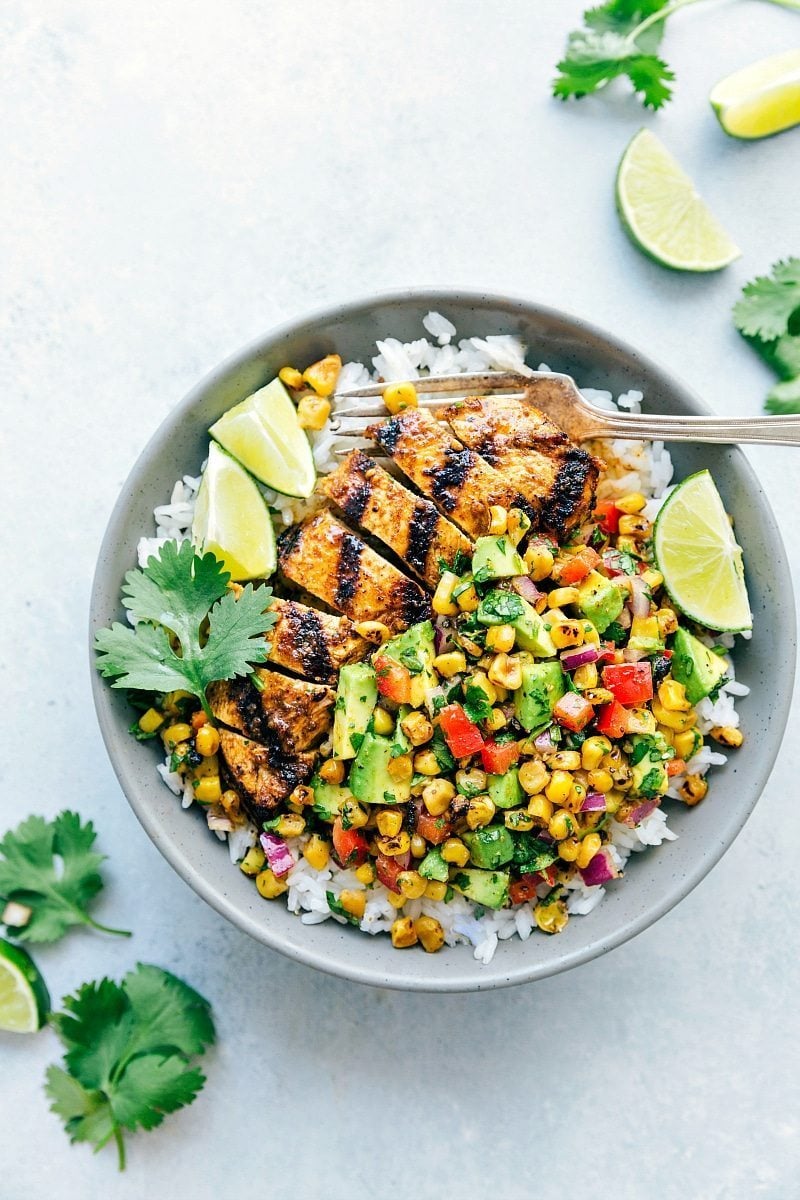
{"left": 331, "top": 370, "right": 530, "bottom": 420}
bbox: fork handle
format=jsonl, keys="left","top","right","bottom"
{"left": 595, "top": 409, "right": 800, "bottom": 447}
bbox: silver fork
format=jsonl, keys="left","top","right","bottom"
{"left": 330, "top": 370, "right": 800, "bottom": 447}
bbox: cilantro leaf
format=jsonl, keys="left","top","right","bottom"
{"left": 94, "top": 541, "right": 276, "bottom": 718}
{"left": 462, "top": 685, "right": 494, "bottom": 726}
{"left": 766, "top": 377, "right": 800, "bottom": 414}
{"left": 0, "top": 812, "right": 129, "bottom": 942}
{"left": 46, "top": 964, "right": 215, "bottom": 1170}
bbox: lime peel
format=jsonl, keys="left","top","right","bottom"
{"left": 0, "top": 938, "right": 50, "bottom": 1033}
{"left": 210, "top": 378, "right": 316, "bottom": 499}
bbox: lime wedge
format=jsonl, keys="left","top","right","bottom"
{"left": 616, "top": 129, "right": 740, "bottom": 272}
{"left": 0, "top": 938, "right": 50, "bottom": 1033}
{"left": 210, "top": 378, "right": 316, "bottom": 499}
{"left": 654, "top": 470, "right": 752, "bottom": 632}
{"left": 192, "top": 442, "right": 277, "bottom": 581}
{"left": 711, "top": 50, "right": 800, "bottom": 140}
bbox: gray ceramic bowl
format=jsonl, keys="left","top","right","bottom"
{"left": 90, "top": 290, "right": 795, "bottom": 992}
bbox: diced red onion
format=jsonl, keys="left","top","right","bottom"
{"left": 260, "top": 832, "right": 295, "bottom": 877}
{"left": 434, "top": 616, "right": 456, "bottom": 654}
{"left": 560, "top": 644, "right": 600, "bottom": 671}
{"left": 534, "top": 727, "right": 555, "bottom": 752}
{"left": 577, "top": 523, "right": 598, "bottom": 546}
{"left": 629, "top": 575, "right": 651, "bottom": 619}
{"left": 580, "top": 791, "right": 606, "bottom": 812}
{"left": 621, "top": 799, "right": 659, "bottom": 827}
{"left": 579, "top": 848, "right": 619, "bottom": 886}
{"left": 617, "top": 606, "right": 632, "bottom": 630}
{"left": 602, "top": 550, "right": 625, "bottom": 577}
{"left": 510, "top": 576, "right": 541, "bottom": 604}
{"left": 395, "top": 849, "right": 412, "bottom": 871}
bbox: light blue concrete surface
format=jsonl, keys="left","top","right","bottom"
{"left": 1, "top": 2, "right": 799, "bottom": 1197}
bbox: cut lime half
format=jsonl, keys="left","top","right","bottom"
{"left": 654, "top": 470, "right": 752, "bottom": 632}
{"left": 209, "top": 378, "right": 316, "bottom": 499}
{"left": 616, "top": 129, "right": 740, "bottom": 272}
{"left": 0, "top": 939, "right": 50, "bottom": 1034}
{"left": 192, "top": 442, "right": 277, "bottom": 581}
{"left": 711, "top": 50, "right": 800, "bottom": 140}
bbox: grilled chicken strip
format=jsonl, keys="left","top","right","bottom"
{"left": 218, "top": 729, "right": 316, "bottom": 824}
{"left": 208, "top": 669, "right": 334, "bottom": 754}
{"left": 442, "top": 394, "right": 601, "bottom": 540}
{"left": 319, "top": 450, "right": 473, "bottom": 588}
{"left": 277, "top": 509, "right": 431, "bottom": 633}
{"left": 267, "top": 597, "right": 369, "bottom": 682}
{"left": 367, "top": 408, "right": 530, "bottom": 539}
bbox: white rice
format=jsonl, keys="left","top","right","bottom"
{"left": 141, "top": 312, "right": 746, "bottom": 963}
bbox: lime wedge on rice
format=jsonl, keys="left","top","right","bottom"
{"left": 615, "top": 129, "right": 740, "bottom": 272}
{"left": 0, "top": 938, "right": 50, "bottom": 1033}
{"left": 654, "top": 470, "right": 752, "bottom": 632}
{"left": 192, "top": 442, "right": 277, "bottom": 581}
{"left": 209, "top": 378, "right": 316, "bottom": 499}
{"left": 710, "top": 50, "right": 800, "bottom": 140}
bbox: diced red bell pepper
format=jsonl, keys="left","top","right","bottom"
{"left": 595, "top": 699, "right": 629, "bottom": 739}
{"left": 332, "top": 818, "right": 370, "bottom": 869}
{"left": 593, "top": 499, "right": 621, "bottom": 535}
{"left": 552, "top": 691, "right": 595, "bottom": 732}
{"left": 480, "top": 738, "right": 520, "bottom": 775}
{"left": 373, "top": 654, "right": 412, "bottom": 705}
{"left": 667, "top": 758, "right": 686, "bottom": 777}
{"left": 414, "top": 806, "right": 452, "bottom": 845}
{"left": 375, "top": 853, "right": 404, "bottom": 892}
{"left": 509, "top": 874, "right": 539, "bottom": 905}
{"left": 439, "top": 703, "right": 485, "bottom": 757}
{"left": 601, "top": 662, "right": 654, "bottom": 706}
{"left": 557, "top": 556, "right": 591, "bottom": 584}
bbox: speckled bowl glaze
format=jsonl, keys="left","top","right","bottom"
{"left": 89, "top": 290, "right": 795, "bottom": 992}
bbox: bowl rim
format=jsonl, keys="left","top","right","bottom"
{"left": 89, "top": 286, "right": 796, "bottom": 992}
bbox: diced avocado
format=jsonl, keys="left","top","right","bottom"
{"left": 390, "top": 706, "right": 411, "bottom": 756}
{"left": 487, "top": 768, "right": 524, "bottom": 810}
{"left": 477, "top": 589, "right": 555, "bottom": 657}
{"left": 418, "top": 847, "right": 449, "bottom": 881}
{"left": 381, "top": 620, "right": 436, "bottom": 708}
{"left": 332, "top": 663, "right": 377, "bottom": 760}
{"left": 349, "top": 732, "right": 411, "bottom": 805}
{"left": 311, "top": 778, "right": 353, "bottom": 822}
{"left": 577, "top": 570, "right": 624, "bottom": 634}
{"left": 451, "top": 867, "right": 510, "bottom": 909}
{"left": 629, "top": 733, "right": 671, "bottom": 798}
{"left": 670, "top": 626, "right": 728, "bottom": 705}
{"left": 472, "top": 536, "right": 526, "bottom": 581}
{"left": 515, "top": 661, "right": 567, "bottom": 732}
{"left": 462, "top": 826, "right": 515, "bottom": 869}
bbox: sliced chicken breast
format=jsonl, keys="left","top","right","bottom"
{"left": 218, "top": 728, "right": 316, "bottom": 823}
{"left": 267, "top": 597, "right": 369, "bottom": 682}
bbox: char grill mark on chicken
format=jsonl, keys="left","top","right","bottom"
{"left": 218, "top": 728, "right": 316, "bottom": 824}
{"left": 267, "top": 597, "right": 369, "bottom": 682}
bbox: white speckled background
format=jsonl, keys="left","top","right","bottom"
{"left": 2, "top": 2, "right": 799, "bottom": 1196}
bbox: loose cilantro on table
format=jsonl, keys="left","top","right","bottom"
{"left": 93, "top": 540, "right": 277, "bottom": 720}
{"left": 46, "top": 964, "right": 215, "bottom": 1171}
{"left": 0, "top": 812, "right": 129, "bottom": 942}
{"left": 733, "top": 258, "right": 800, "bottom": 413}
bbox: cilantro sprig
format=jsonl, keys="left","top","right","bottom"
{"left": 94, "top": 540, "right": 277, "bottom": 719}
{"left": 733, "top": 258, "right": 800, "bottom": 413}
{"left": 0, "top": 812, "right": 129, "bottom": 942}
{"left": 46, "top": 964, "right": 215, "bottom": 1170}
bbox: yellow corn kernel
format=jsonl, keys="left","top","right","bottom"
{"left": 642, "top": 568, "right": 664, "bottom": 591}
{"left": 410, "top": 834, "right": 427, "bottom": 859}
{"left": 340, "top": 799, "right": 369, "bottom": 829}
{"left": 413, "top": 750, "right": 441, "bottom": 777}
{"left": 527, "top": 794, "right": 554, "bottom": 823}
{"left": 387, "top": 891, "right": 406, "bottom": 909}
{"left": 550, "top": 620, "right": 585, "bottom": 650}
{"left": 455, "top": 581, "right": 479, "bottom": 613}
{"left": 377, "top": 831, "right": 411, "bottom": 857}
{"left": 239, "top": 845, "right": 266, "bottom": 876}
{"left": 275, "top": 813, "right": 306, "bottom": 838}
{"left": 558, "top": 836, "right": 580, "bottom": 862}
{"left": 546, "top": 770, "right": 573, "bottom": 807}
{"left": 192, "top": 752, "right": 219, "bottom": 780}
{"left": 466, "top": 795, "right": 496, "bottom": 830}
{"left": 573, "top": 662, "right": 599, "bottom": 690}
{"left": 194, "top": 776, "right": 222, "bottom": 804}
{"left": 433, "top": 650, "right": 467, "bottom": 678}
{"left": 397, "top": 870, "right": 427, "bottom": 899}
{"left": 549, "top": 586, "right": 580, "bottom": 608}
{"left": 422, "top": 777, "right": 456, "bottom": 816}
{"left": 337, "top": 889, "right": 366, "bottom": 920}
{"left": 303, "top": 834, "right": 330, "bottom": 871}
{"left": 163, "top": 722, "right": 192, "bottom": 750}
{"left": 504, "top": 809, "right": 535, "bottom": 831}
{"left": 441, "top": 837, "right": 470, "bottom": 867}
{"left": 656, "top": 607, "right": 679, "bottom": 638}
{"left": 302, "top": 353, "right": 341, "bottom": 397}
{"left": 194, "top": 724, "right": 220, "bottom": 758}
{"left": 711, "top": 725, "right": 743, "bottom": 748}
{"left": 432, "top": 571, "right": 460, "bottom": 617}
{"left": 548, "top": 808, "right": 576, "bottom": 841}
{"left": 414, "top": 915, "right": 445, "bottom": 953}
{"left": 630, "top": 615, "right": 659, "bottom": 642}
{"left": 507, "top": 507, "right": 532, "bottom": 547}
{"left": 353, "top": 619, "right": 391, "bottom": 643}
{"left": 616, "top": 491, "right": 647, "bottom": 514}
{"left": 581, "top": 735, "right": 612, "bottom": 771}
{"left": 220, "top": 789, "right": 241, "bottom": 818}
{"left": 289, "top": 785, "right": 314, "bottom": 809}
{"left": 673, "top": 729, "right": 701, "bottom": 760}
{"left": 582, "top": 623, "right": 601, "bottom": 646}
{"left": 658, "top": 679, "right": 691, "bottom": 712}
{"left": 400, "top": 710, "right": 434, "bottom": 746}
{"left": 486, "top": 623, "right": 516, "bottom": 653}
{"left": 519, "top": 759, "right": 550, "bottom": 795}
{"left": 604, "top": 789, "right": 624, "bottom": 815}
{"left": 296, "top": 394, "right": 331, "bottom": 430}
{"left": 618, "top": 513, "right": 651, "bottom": 539}
{"left": 456, "top": 768, "right": 487, "bottom": 794}
{"left": 388, "top": 754, "right": 413, "bottom": 783}
{"left": 255, "top": 869, "right": 288, "bottom": 899}
{"left": 278, "top": 366, "right": 304, "bottom": 389}
{"left": 319, "top": 758, "right": 345, "bottom": 784}
{"left": 680, "top": 774, "right": 708, "bottom": 806}
{"left": 652, "top": 698, "right": 697, "bottom": 733}
{"left": 391, "top": 916, "right": 418, "bottom": 948}
{"left": 372, "top": 706, "right": 395, "bottom": 736}
{"left": 424, "top": 880, "right": 448, "bottom": 902}
{"left": 488, "top": 505, "right": 509, "bottom": 535}
{"left": 470, "top": 670, "right": 497, "bottom": 705}
{"left": 355, "top": 861, "right": 376, "bottom": 885}
{"left": 525, "top": 543, "right": 555, "bottom": 582}
{"left": 547, "top": 749, "right": 582, "bottom": 772}
{"left": 376, "top": 809, "right": 403, "bottom": 837}
{"left": 543, "top": 607, "right": 566, "bottom": 624}
{"left": 566, "top": 780, "right": 587, "bottom": 812}
{"left": 485, "top": 707, "right": 507, "bottom": 733}
{"left": 534, "top": 898, "right": 568, "bottom": 934}
{"left": 584, "top": 687, "right": 615, "bottom": 706}
{"left": 138, "top": 707, "right": 164, "bottom": 734}
{"left": 163, "top": 689, "right": 193, "bottom": 715}
{"left": 383, "top": 381, "right": 418, "bottom": 414}
{"left": 487, "top": 652, "right": 523, "bottom": 690}
{"left": 576, "top": 833, "right": 603, "bottom": 870}
{"left": 587, "top": 768, "right": 614, "bottom": 794}
{"left": 626, "top": 707, "right": 657, "bottom": 736}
